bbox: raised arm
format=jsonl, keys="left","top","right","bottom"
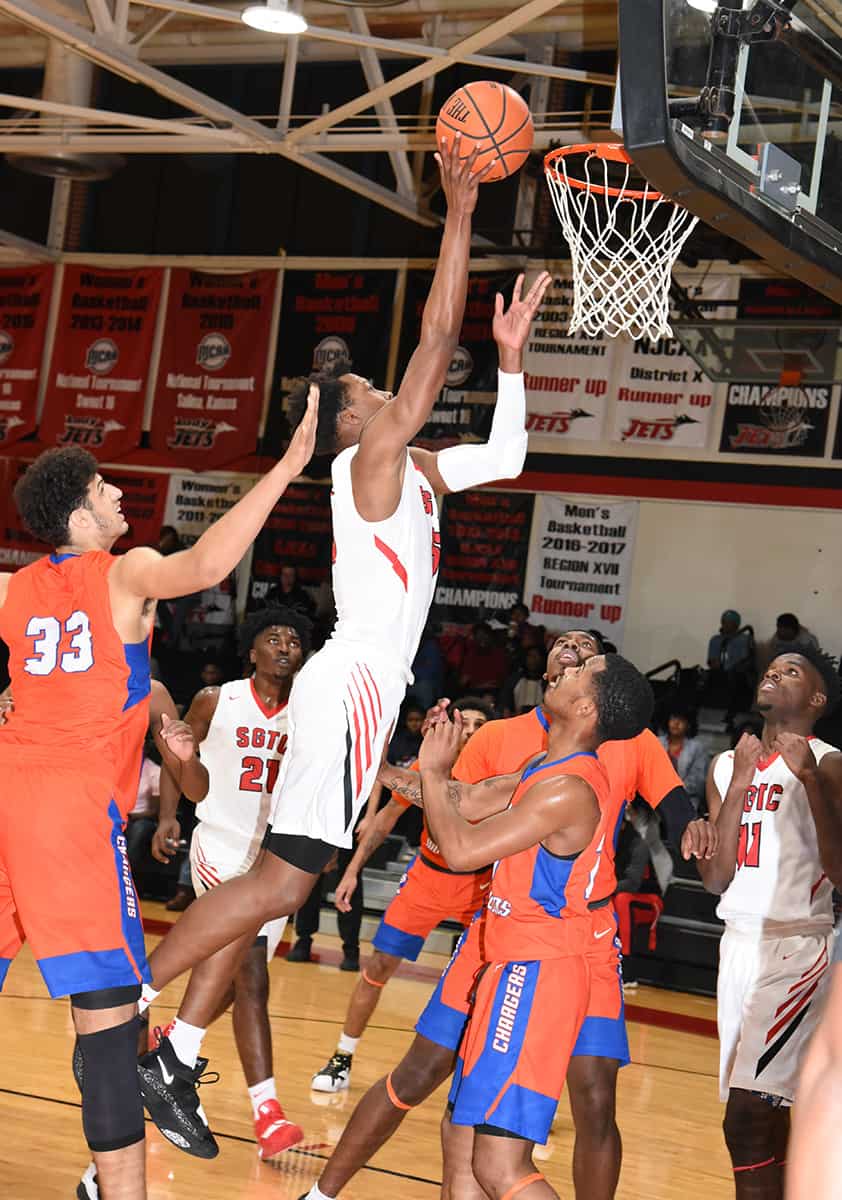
{"left": 352, "top": 140, "right": 486, "bottom": 500}
{"left": 775, "top": 734, "right": 842, "bottom": 889}
{"left": 377, "top": 760, "right": 519, "bottom": 822}
{"left": 112, "top": 387, "right": 317, "bottom": 602}
{"left": 695, "top": 734, "right": 761, "bottom": 894}
{"left": 411, "top": 270, "right": 552, "bottom": 496}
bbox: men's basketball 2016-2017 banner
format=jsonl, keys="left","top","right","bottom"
{"left": 523, "top": 494, "right": 639, "bottom": 649}
{"left": 0, "top": 266, "right": 54, "bottom": 449}
{"left": 38, "top": 265, "right": 163, "bottom": 459}
{"left": 151, "top": 269, "right": 279, "bottom": 469}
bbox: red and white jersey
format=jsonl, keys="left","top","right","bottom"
{"left": 715, "top": 737, "right": 838, "bottom": 936}
{"left": 329, "top": 446, "right": 440, "bottom": 679}
{"left": 194, "top": 678, "right": 289, "bottom": 870}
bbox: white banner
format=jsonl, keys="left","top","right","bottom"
{"left": 522, "top": 275, "right": 611, "bottom": 442}
{"left": 606, "top": 273, "right": 737, "bottom": 448}
{"left": 163, "top": 471, "right": 258, "bottom": 628}
{"left": 523, "top": 494, "right": 639, "bottom": 648}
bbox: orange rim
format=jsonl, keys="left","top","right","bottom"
{"left": 544, "top": 143, "right": 663, "bottom": 201}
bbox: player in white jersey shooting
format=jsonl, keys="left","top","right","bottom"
{"left": 698, "top": 644, "right": 842, "bottom": 1200}
{"left": 133, "top": 135, "right": 552, "bottom": 1152}
{"left": 143, "top": 607, "right": 310, "bottom": 1161}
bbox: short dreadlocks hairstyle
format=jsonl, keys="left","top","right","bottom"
{"left": 238, "top": 606, "right": 312, "bottom": 662}
{"left": 592, "top": 654, "right": 654, "bottom": 743}
{"left": 286, "top": 357, "right": 353, "bottom": 458}
{"left": 13, "top": 447, "right": 99, "bottom": 547}
{"left": 774, "top": 643, "right": 840, "bottom": 714}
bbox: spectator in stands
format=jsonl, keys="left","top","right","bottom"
{"left": 705, "top": 608, "right": 754, "bottom": 724}
{"left": 287, "top": 845, "right": 364, "bottom": 973}
{"left": 409, "top": 624, "right": 445, "bottom": 711}
{"left": 762, "top": 611, "right": 820, "bottom": 667}
{"left": 505, "top": 602, "right": 531, "bottom": 662}
{"left": 658, "top": 705, "right": 708, "bottom": 811}
{"left": 507, "top": 645, "right": 546, "bottom": 715}
{"left": 615, "top": 804, "right": 659, "bottom": 992}
{"left": 459, "top": 620, "right": 508, "bottom": 696}
{"left": 267, "top": 563, "right": 316, "bottom": 620}
{"left": 388, "top": 702, "right": 425, "bottom": 767}
{"left": 200, "top": 657, "right": 225, "bottom": 689}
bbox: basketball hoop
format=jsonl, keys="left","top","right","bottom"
{"left": 758, "top": 358, "right": 814, "bottom": 450}
{"left": 544, "top": 144, "right": 699, "bottom": 342}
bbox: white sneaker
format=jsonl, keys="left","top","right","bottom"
{"left": 311, "top": 1052, "right": 352, "bottom": 1093}
{"left": 76, "top": 1163, "right": 99, "bottom": 1200}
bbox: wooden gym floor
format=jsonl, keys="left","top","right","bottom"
{"left": 0, "top": 902, "right": 732, "bottom": 1198}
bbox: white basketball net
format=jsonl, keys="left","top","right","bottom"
{"left": 545, "top": 149, "right": 699, "bottom": 342}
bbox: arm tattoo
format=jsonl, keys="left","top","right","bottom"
{"left": 380, "top": 772, "right": 463, "bottom": 810}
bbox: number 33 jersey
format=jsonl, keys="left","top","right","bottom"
{"left": 714, "top": 738, "right": 838, "bottom": 936}
{"left": 194, "top": 678, "right": 289, "bottom": 871}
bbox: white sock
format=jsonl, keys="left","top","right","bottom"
{"left": 167, "top": 1017, "right": 206, "bottom": 1069}
{"left": 337, "top": 1032, "right": 359, "bottom": 1056}
{"left": 304, "top": 1186, "right": 334, "bottom": 1200}
{"left": 138, "top": 984, "right": 160, "bottom": 1015}
{"left": 248, "top": 1077, "right": 277, "bottom": 1118}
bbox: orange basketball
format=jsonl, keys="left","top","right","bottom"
{"left": 435, "top": 81, "right": 534, "bottom": 182}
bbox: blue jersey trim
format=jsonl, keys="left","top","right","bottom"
{"left": 373, "top": 919, "right": 426, "bottom": 962}
{"left": 49, "top": 552, "right": 78, "bottom": 564}
{"left": 122, "top": 638, "right": 151, "bottom": 712}
{"left": 521, "top": 749, "right": 597, "bottom": 783}
{"left": 534, "top": 706, "right": 549, "bottom": 732}
{"left": 0, "top": 957, "right": 12, "bottom": 990}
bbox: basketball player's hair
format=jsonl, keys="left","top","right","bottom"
{"left": 592, "top": 653, "right": 654, "bottom": 743}
{"left": 783, "top": 642, "right": 840, "bottom": 713}
{"left": 14, "top": 447, "right": 99, "bottom": 547}
{"left": 286, "top": 357, "right": 353, "bottom": 457}
{"left": 238, "top": 606, "right": 312, "bottom": 661}
{"left": 587, "top": 629, "right": 606, "bottom": 653}
{"left": 453, "top": 695, "right": 496, "bottom": 722}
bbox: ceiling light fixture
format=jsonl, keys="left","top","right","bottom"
{"left": 241, "top": 0, "right": 307, "bottom": 34}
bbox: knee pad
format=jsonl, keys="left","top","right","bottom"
{"left": 77, "top": 1017, "right": 145, "bottom": 1153}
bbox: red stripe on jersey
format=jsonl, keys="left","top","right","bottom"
{"left": 373, "top": 536, "right": 408, "bottom": 590}
{"left": 362, "top": 665, "right": 383, "bottom": 720}
{"left": 349, "top": 689, "right": 363, "bottom": 798}
{"left": 351, "top": 671, "right": 372, "bottom": 772}
{"left": 766, "top": 977, "right": 823, "bottom": 1044}
{"left": 810, "top": 873, "right": 828, "bottom": 901}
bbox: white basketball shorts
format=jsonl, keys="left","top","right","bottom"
{"left": 190, "top": 828, "right": 287, "bottom": 961}
{"left": 717, "top": 925, "right": 833, "bottom": 1105}
{"left": 267, "top": 642, "right": 407, "bottom": 849}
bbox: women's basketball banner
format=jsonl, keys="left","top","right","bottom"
{"left": 249, "top": 481, "right": 333, "bottom": 606}
{"left": 39, "top": 265, "right": 163, "bottom": 458}
{"left": 520, "top": 276, "right": 611, "bottom": 444}
{"left": 523, "top": 494, "right": 639, "bottom": 648}
{"left": 397, "top": 270, "right": 514, "bottom": 447}
{"left": 0, "top": 266, "right": 54, "bottom": 448}
{"left": 151, "top": 269, "right": 278, "bottom": 469}
{"left": 432, "top": 489, "right": 534, "bottom": 629}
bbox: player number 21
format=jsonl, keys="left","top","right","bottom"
{"left": 24, "top": 611, "right": 94, "bottom": 676}
{"left": 240, "top": 756, "right": 281, "bottom": 794}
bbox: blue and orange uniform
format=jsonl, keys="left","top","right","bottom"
{"left": 374, "top": 760, "right": 491, "bottom": 962}
{"left": 416, "top": 706, "right": 681, "bottom": 1062}
{"left": 0, "top": 551, "right": 151, "bottom": 997}
{"left": 448, "top": 751, "right": 612, "bottom": 1144}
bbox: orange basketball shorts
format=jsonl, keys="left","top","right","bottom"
{"left": 372, "top": 854, "right": 491, "bottom": 962}
{"left": 448, "top": 953, "right": 590, "bottom": 1144}
{"left": 0, "top": 761, "right": 150, "bottom": 998}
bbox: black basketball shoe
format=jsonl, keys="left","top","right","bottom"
{"left": 137, "top": 1031, "right": 219, "bottom": 1158}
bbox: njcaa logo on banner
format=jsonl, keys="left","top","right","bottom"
{"left": 313, "top": 336, "right": 350, "bottom": 371}
{"left": 446, "top": 346, "right": 474, "bottom": 388}
{"left": 0, "top": 330, "right": 14, "bottom": 365}
{"left": 57, "top": 415, "right": 125, "bottom": 447}
{"left": 196, "top": 333, "right": 231, "bottom": 372}
{"left": 167, "top": 417, "right": 237, "bottom": 450}
{"left": 85, "top": 338, "right": 119, "bottom": 375}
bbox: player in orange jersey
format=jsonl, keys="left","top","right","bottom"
{"left": 415, "top": 654, "right": 654, "bottom": 1199}
{"left": 304, "top": 630, "right": 715, "bottom": 1200}
{"left": 0, "top": 395, "right": 315, "bottom": 1199}
{"left": 310, "top": 697, "right": 493, "bottom": 1094}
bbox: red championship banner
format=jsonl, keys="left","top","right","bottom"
{"left": 39, "top": 264, "right": 163, "bottom": 458}
{"left": 0, "top": 266, "right": 54, "bottom": 449}
{"left": 151, "top": 269, "right": 277, "bottom": 469}
{"left": 0, "top": 458, "right": 168, "bottom": 571}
